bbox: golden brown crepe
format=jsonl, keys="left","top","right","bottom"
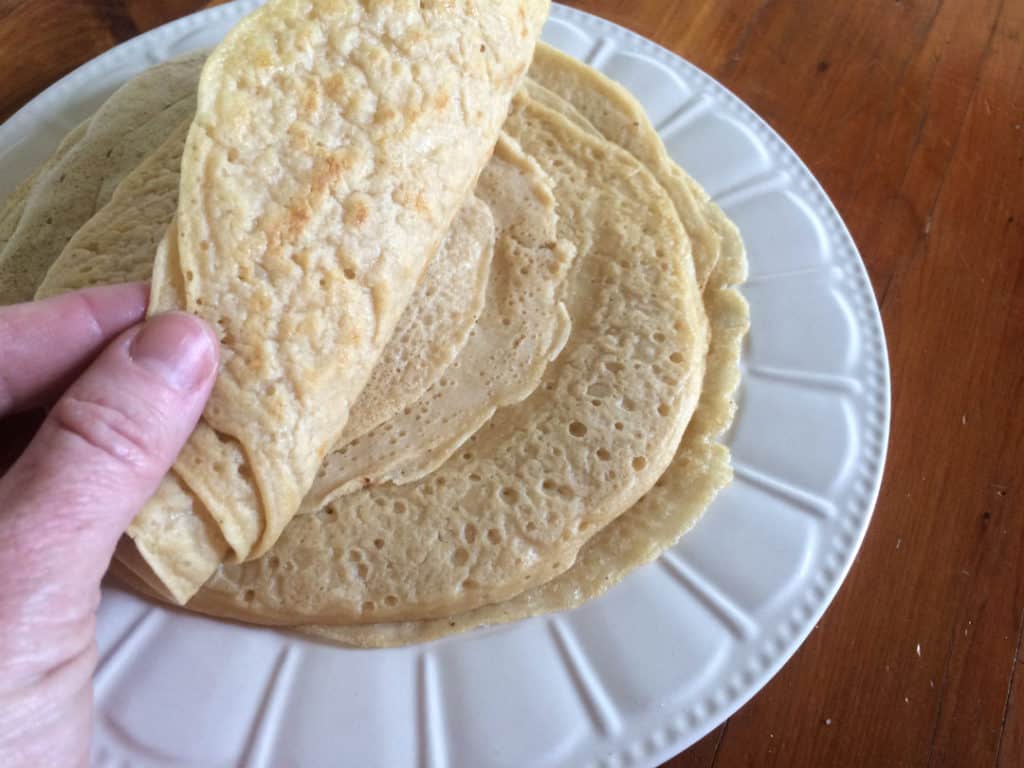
{"left": 162, "top": 92, "right": 707, "bottom": 626}
{"left": 128, "top": 0, "right": 551, "bottom": 603}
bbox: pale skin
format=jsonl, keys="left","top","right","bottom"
{"left": 0, "top": 283, "right": 218, "bottom": 767}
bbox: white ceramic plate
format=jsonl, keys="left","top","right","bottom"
{"left": 0, "top": 4, "right": 890, "bottom": 766}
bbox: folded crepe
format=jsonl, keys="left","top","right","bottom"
{"left": 102, "top": 45, "right": 750, "bottom": 647}
{"left": 37, "top": 118, "right": 498, "bottom": 437}
{"left": 38, "top": 76, "right": 574, "bottom": 513}
{"left": 163, "top": 91, "right": 708, "bottom": 626}
{"left": 215, "top": 61, "right": 747, "bottom": 644}
{"left": 126, "top": 0, "right": 551, "bottom": 603}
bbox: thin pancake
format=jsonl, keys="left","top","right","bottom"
{"left": 528, "top": 43, "right": 746, "bottom": 288}
{"left": 339, "top": 198, "right": 494, "bottom": 442}
{"left": 175, "top": 93, "right": 707, "bottom": 626}
{"left": 297, "top": 73, "right": 750, "bottom": 648}
{"left": 128, "top": 0, "right": 550, "bottom": 603}
{"left": 304, "top": 222, "right": 747, "bottom": 646}
{"left": 37, "top": 117, "right": 496, "bottom": 450}
{"left": 0, "top": 52, "right": 204, "bottom": 304}
{"left": 302, "top": 134, "right": 573, "bottom": 508}
{"left": 0, "top": 117, "right": 91, "bottom": 255}
{"left": 36, "top": 120, "right": 191, "bottom": 299}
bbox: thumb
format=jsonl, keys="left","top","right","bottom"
{"left": 0, "top": 311, "right": 218, "bottom": 596}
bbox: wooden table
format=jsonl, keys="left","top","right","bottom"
{"left": 2, "top": 1, "right": 1021, "bottom": 765}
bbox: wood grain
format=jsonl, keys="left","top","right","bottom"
{"left": 1, "top": 1, "right": 1021, "bottom": 766}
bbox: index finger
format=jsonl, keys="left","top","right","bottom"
{"left": 0, "top": 282, "right": 148, "bottom": 416}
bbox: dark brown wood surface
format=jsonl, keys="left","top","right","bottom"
{"left": 1, "top": 1, "right": 1021, "bottom": 766}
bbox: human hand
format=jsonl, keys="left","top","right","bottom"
{"left": 0, "top": 283, "right": 217, "bottom": 767}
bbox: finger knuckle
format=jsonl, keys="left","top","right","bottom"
{"left": 49, "top": 395, "right": 159, "bottom": 469}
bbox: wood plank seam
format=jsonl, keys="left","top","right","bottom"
{"left": 994, "top": 608, "right": 1024, "bottom": 766}
{"left": 878, "top": 0, "right": 1008, "bottom": 309}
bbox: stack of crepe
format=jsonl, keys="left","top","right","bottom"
{"left": 0, "top": 0, "right": 748, "bottom": 648}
